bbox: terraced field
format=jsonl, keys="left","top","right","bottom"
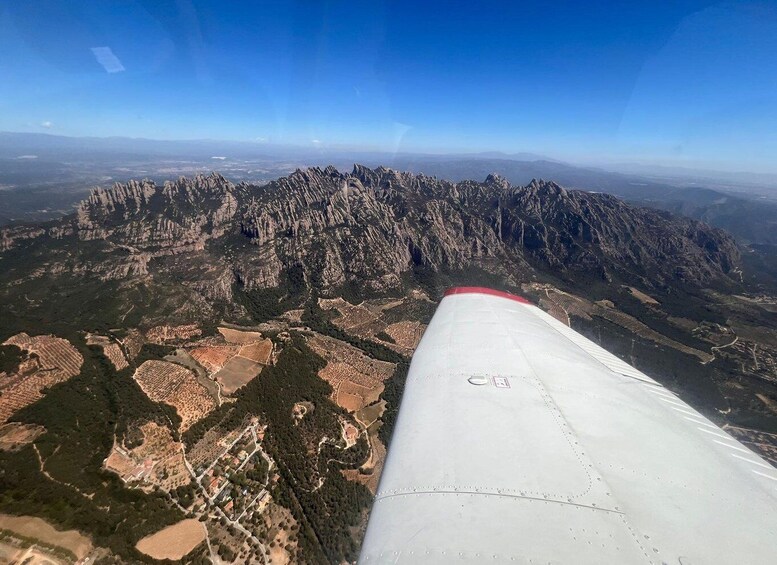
{"left": 86, "top": 334, "right": 128, "bottom": 370}
{"left": 318, "top": 296, "right": 428, "bottom": 354}
{"left": 0, "top": 334, "right": 83, "bottom": 424}
{"left": 306, "top": 333, "right": 394, "bottom": 412}
{"left": 133, "top": 360, "right": 216, "bottom": 431}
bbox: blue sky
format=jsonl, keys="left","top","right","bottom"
{"left": 2, "top": 1, "right": 777, "bottom": 172}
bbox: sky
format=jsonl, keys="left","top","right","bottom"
{"left": 2, "top": 1, "right": 777, "bottom": 172}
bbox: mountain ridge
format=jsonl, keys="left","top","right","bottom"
{"left": 1, "top": 165, "right": 740, "bottom": 314}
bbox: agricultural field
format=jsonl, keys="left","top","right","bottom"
{"left": 189, "top": 328, "right": 273, "bottom": 395}
{"left": 190, "top": 344, "right": 239, "bottom": 373}
{"left": 306, "top": 333, "right": 394, "bottom": 412}
{"left": 218, "top": 327, "right": 263, "bottom": 345}
{"left": 85, "top": 333, "right": 128, "bottom": 370}
{"left": 0, "top": 333, "right": 83, "bottom": 424}
{"left": 132, "top": 360, "right": 216, "bottom": 431}
{"left": 382, "top": 320, "right": 425, "bottom": 352}
{"left": 135, "top": 518, "right": 205, "bottom": 561}
{"left": 121, "top": 328, "right": 145, "bottom": 361}
{"left": 214, "top": 356, "right": 263, "bottom": 395}
{"left": 103, "top": 422, "right": 190, "bottom": 490}
{"left": 348, "top": 400, "right": 388, "bottom": 494}
{"left": 238, "top": 340, "right": 274, "bottom": 364}
{"left": 187, "top": 423, "right": 248, "bottom": 470}
{"left": 0, "top": 513, "right": 93, "bottom": 562}
{"left": 318, "top": 296, "right": 429, "bottom": 355}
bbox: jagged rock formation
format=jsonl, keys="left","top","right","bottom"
{"left": 0, "top": 166, "right": 740, "bottom": 306}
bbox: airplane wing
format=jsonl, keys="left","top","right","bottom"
{"left": 359, "top": 287, "right": 777, "bottom": 564}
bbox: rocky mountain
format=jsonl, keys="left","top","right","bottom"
{"left": 0, "top": 165, "right": 740, "bottom": 325}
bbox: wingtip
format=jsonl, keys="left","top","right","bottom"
{"left": 443, "top": 286, "right": 532, "bottom": 304}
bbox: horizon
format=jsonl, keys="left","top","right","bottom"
{"left": 2, "top": 2, "right": 777, "bottom": 173}
{"left": 5, "top": 129, "right": 777, "bottom": 183}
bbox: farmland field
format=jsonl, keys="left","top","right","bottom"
{"left": 213, "top": 356, "right": 263, "bottom": 394}
{"left": 133, "top": 360, "right": 216, "bottom": 431}
{"left": 135, "top": 518, "right": 205, "bottom": 560}
{"left": 218, "top": 327, "right": 263, "bottom": 344}
{"left": 0, "top": 334, "right": 83, "bottom": 424}
{"left": 0, "top": 514, "right": 92, "bottom": 560}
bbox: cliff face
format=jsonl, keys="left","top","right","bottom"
{"left": 75, "top": 173, "right": 238, "bottom": 251}
{"left": 230, "top": 165, "right": 739, "bottom": 292}
{"left": 0, "top": 166, "right": 741, "bottom": 299}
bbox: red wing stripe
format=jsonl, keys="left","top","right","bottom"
{"left": 443, "top": 286, "right": 531, "bottom": 304}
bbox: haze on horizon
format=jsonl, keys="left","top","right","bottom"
{"left": 2, "top": 1, "right": 777, "bottom": 174}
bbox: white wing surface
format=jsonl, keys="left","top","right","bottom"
{"left": 359, "top": 286, "right": 777, "bottom": 564}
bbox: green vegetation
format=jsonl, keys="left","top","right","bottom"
{"left": 0, "top": 344, "right": 24, "bottom": 375}
{"left": 236, "top": 265, "right": 307, "bottom": 323}
{"left": 378, "top": 362, "right": 410, "bottom": 447}
{"left": 375, "top": 331, "right": 396, "bottom": 344}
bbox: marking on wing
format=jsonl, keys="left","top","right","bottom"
{"left": 646, "top": 388, "right": 678, "bottom": 400}
{"left": 696, "top": 427, "right": 733, "bottom": 441}
{"left": 524, "top": 305, "right": 661, "bottom": 386}
{"left": 654, "top": 384, "right": 777, "bottom": 480}
{"left": 731, "top": 453, "right": 775, "bottom": 471}
{"left": 683, "top": 416, "right": 718, "bottom": 430}
{"left": 670, "top": 406, "right": 699, "bottom": 417}
{"left": 658, "top": 397, "right": 689, "bottom": 409}
{"left": 752, "top": 470, "right": 777, "bottom": 482}
{"left": 713, "top": 440, "right": 751, "bottom": 454}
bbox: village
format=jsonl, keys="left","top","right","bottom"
{"left": 190, "top": 420, "right": 273, "bottom": 524}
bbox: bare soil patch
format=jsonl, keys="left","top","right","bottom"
{"left": 213, "top": 356, "right": 263, "bottom": 394}
{"left": 261, "top": 502, "right": 299, "bottom": 565}
{"left": 0, "top": 423, "right": 44, "bottom": 451}
{"left": 625, "top": 286, "right": 660, "bottom": 305}
{"left": 0, "top": 514, "right": 92, "bottom": 560}
{"left": 238, "top": 339, "right": 274, "bottom": 364}
{"left": 218, "top": 327, "right": 263, "bottom": 345}
{"left": 135, "top": 518, "right": 205, "bottom": 561}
